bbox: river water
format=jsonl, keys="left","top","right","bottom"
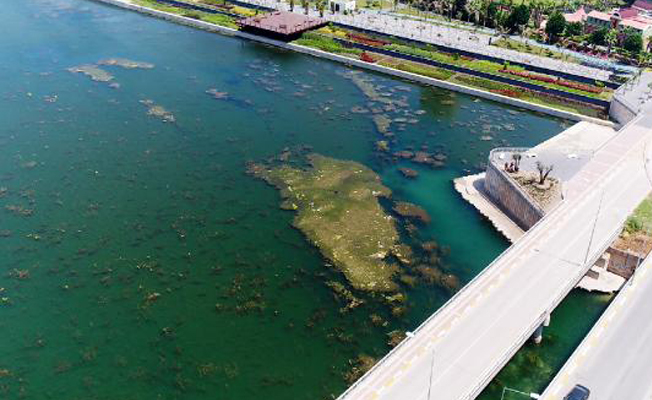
{"left": 0, "top": 1, "right": 610, "bottom": 399}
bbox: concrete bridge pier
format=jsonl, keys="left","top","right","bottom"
{"left": 532, "top": 314, "right": 551, "bottom": 344}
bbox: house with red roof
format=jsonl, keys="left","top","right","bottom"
{"left": 585, "top": 6, "right": 652, "bottom": 45}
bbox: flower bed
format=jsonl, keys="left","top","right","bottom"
{"left": 360, "top": 51, "right": 378, "bottom": 63}
{"left": 502, "top": 69, "right": 603, "bottom": 94}
{"left": 490, "top": 88, "right": 522, "bottom": 98}
{"left": 346, "top": 33, "right": 391, "bottom": 48}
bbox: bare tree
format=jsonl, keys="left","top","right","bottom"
{"left": 536, "top": 161, "right": 554, "bottom": 184}
{"left": 512, "top": 152, "right": 522, "bottom": 172}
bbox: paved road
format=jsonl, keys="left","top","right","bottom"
{"left": 335, "top": 113, "right": 652, "bottom": 400}
{"left": 541, "top": 253, "right": 652, "bottom": 400}
{"left": 239, "top": 0, "right": 611, "bottom": 80}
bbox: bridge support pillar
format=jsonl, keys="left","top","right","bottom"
{"left": 532, "top": 325, "right": 544, "bottom": 344}
{"left": 532, "top": 314, "right": 551, "bottom": 345}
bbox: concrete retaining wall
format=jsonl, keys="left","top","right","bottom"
{"left": 89, "top": 0, "right": 615, "bottom": 126}
{"left": 609, "top": 95, "right": 638, "bottom": 126}
{"left": 606, "top": 247, "right": 642, "bottom": 278}
{"left": 484, "top": 158, "right": 545, "bottom": 230}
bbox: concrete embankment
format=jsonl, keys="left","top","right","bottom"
{"left": 89, "top": 0, "right": 615, "bottom": 126}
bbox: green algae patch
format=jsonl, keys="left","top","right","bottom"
{"left": 250, "top": 154, "right": 401, "bottom": 292}
{"left": 67, "top": 64, "right": 114, "bottom": 82}
{"left": 98, "top": 58, "right": 155, "bottom": 69}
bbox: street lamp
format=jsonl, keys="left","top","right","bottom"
{"left": 500, "top": 386, "right": 541, "bottom": 400}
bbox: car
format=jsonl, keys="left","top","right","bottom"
{"left": 564, "top": 384, "right": 590, "bottom": 400}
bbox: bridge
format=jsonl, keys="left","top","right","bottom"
{"left": 337, "top": 112, "right": 652, "bottom": 400}
{"left": 540, "top": 252, "right": 652, "bottom": 400}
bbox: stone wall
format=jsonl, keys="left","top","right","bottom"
{"left": 484, "top": 157, "right": 545, "bottom": 230}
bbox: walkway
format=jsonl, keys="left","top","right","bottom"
{"left": 336, "top": 112, "right": 652, "bottom": 400}
{"left": 541, "top": 253, "right": 652, "bottom": 400}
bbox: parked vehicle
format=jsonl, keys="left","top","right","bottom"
{"left": 564, "top": 384, "right": 590, "bottom": 400}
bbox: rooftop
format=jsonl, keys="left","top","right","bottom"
{"left": 587, "top": 10, "right": 612, "bottom": 21}
{"left": 564, "top": 6, "right": 587, "bottom": 23}
{"left": 634, "top": 0, "right": 652, "bottom": 11}
{"left": 238, "top": 11, "right": 326, "bottom": 37}
{"left": 620, "top": 18, "right": 651, "bottom": 30}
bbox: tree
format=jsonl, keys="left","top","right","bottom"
{"left": 504, "top": 4, "right": 530, "bottom": 34}
{"left": 589, "top": 27, "right": 607, "bottom": 46}
{"left": 624, "top": 31, "right": 644, "bottom": 54}
{"left": 512, "top": 153, "right": 522, "bottom": 172}
{"left": 530, "top": 0, "right": 545, "bottom": 29}
{"left": 301, "top": 0, "right": 309, "bottom": 14}
{"left": 442, "top": 0, "right": 455, "bottom": 19}
{"left": 486, "top": 1, "right": 498, "bottom": 27}
{"left": 466, "top": 0, "right": 483, "bottom": 24}
{"left": 545, "top": 11, "right": 566, "bottom": 43}
{"left": 605, "top": 28, "right": 618, "bottom": 54}
{"left": 290, "top": 0, "right": 295, "bottom": 11}
{"left": 565, "top": 21, "right": 583, "bottom": 37}
{"left": 317, "top": 0, "right": 326, "bottom": 16}
{"left": 455, "top": 0, "right": 468, "bottom": 19}
{"left": 536, "top": 161, "right": 554, "bottom": 184}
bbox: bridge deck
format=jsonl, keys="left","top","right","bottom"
{"left": 337, "top": 113, "right": 652, "bottom": 400}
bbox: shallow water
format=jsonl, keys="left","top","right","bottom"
{"left": 0, "top": 0, "right": 600, "bottom": 399}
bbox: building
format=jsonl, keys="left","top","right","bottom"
{"left": 633, "top": 0, "right": 652, "bottom": 12}
{"left": 585, "top": 7, "right": 652, "bottom": 43}
{"left": 586, "top": 10, "right": 613, "bottom": 29}
{"left": 328, "top": 0, "right": 356, "bottom": 14}
{"left": 563, "top": 6, "right": 588, "bottom": 24}
{"left": 238, "top": 11, "right": 326, "bottom": 41}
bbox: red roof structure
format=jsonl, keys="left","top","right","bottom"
{"left": 633, "top": 0, "right": 652, "bottom": 11}
{"left": 238, "top": 11, "right": 326, "bottom": 40}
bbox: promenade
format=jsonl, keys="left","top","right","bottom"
{"left": 239, "top": 0, "right": 611, "bottom": 81}
{"left": 335, "top": 112, "right": 652, "bottom": 400}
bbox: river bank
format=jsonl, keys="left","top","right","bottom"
{"left": 90, "top": 0, "right": 615, "bottom": 126}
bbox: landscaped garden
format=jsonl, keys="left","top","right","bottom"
{"left": 310, "top": 25, "right": 613, "bottom": 100}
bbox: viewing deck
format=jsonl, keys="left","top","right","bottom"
{"left": 237, "top": 11, "right": 325, "bottom": 40}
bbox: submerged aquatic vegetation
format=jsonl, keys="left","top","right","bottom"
{"left": 139, "top": 99, "right": 176, "bottom": 123}
{"left": 249, "top": 153, "right": 403, "bottom": 292}
{"left": 98, "top": 58, "right": 155, "bottom": 69}
{"left": 67, "top": 65, "right": 114, "bottom": 82}
{"left": 393, "top": 202, "right": 431, "bottom": 224}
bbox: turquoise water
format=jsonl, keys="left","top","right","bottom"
{"left": 0, "top": 0, "right": 603, "bottom": 399}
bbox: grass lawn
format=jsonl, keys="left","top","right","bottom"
{"left": 626, "top": 195, "right": 652, "bottom": 234}
{"left": 132, "top": 0, "right": 239, "bottom": 27}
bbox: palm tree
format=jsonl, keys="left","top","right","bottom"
{"left": 442, "top": 0, "right": 454, "bottom": 19}
{"left": 467, "top": 0, "right": 483, "bottom": 24}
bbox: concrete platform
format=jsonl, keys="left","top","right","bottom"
{"left": 456, "top": 121, "right": 618, "bottom": 243}
{"left": 490, "top": 121, "right": 617, "bottom": 183}
{"left": 454, "top": 173, "right": 524, "bottom": 243}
